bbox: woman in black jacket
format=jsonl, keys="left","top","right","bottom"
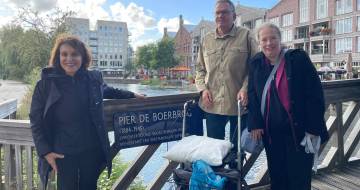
{"left": 30, "top": 34, "right": 144, "bottom": 190}
{"left": 247, "top": 23, "right": 329, "bottom": 190}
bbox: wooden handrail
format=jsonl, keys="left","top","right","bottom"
{"left": 0, "top": 99, "right": 17, "bottom": 119}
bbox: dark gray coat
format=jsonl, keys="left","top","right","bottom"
{"left": 29, "top": 68, "right": 135, "bottom": 188}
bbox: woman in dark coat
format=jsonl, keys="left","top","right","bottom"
{"left": 247, "top": 23, "right": 329, "bottom": 190}
{"left": 30, "top": 34, "right": 144, "bottom": 190}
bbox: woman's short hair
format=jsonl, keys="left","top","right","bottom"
{"left": 256, "top": 22, "right": 282, "bottom": 41}
{"left": 48, "top": 34, "right": 92, "bottom": 70}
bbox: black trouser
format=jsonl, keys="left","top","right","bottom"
{"left": 264, "top": 132, "right": 314, "bottom": 190}
{"left": 56, "top": 149, "right": 105, "bottom": 190}
{"left": 205, "top": 112, "right": 248, "bottom": 152}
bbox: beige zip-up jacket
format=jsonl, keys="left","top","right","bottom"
{"left": 195, "top": 26, "right": 258, "bottom": 116}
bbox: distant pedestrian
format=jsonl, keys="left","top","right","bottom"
{"left": 30, "top": 34, "right": 144, "bottom": 190}
{"left": 247, "top": 23, "right": 329, "bottom": 190}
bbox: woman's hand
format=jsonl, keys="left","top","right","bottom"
{"left": 44, "top": 152, "right": 64, "bottom": 173}
{"left": 134, "top": 93, "right": 146, "bottom": 99}
{"left": 251, "top": 129, "right": 264, "bottom": 141}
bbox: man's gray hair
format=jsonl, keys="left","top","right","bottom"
{"left": 216, "top": 0, "right": 235, "bottom": 12}
{"left": 256, "top": 22, "right": 282, "bottom": 41}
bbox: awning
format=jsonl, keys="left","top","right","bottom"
{"left": 170, "top": 66, "right": 191, "bottom": 72}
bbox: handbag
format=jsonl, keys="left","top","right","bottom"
{"left": 240, "top": 128, "right": 263, "bottom": 154}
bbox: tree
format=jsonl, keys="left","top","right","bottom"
{"left": 0, "top": 6, "right": 74, "bottom": 81}
{"left": 156, "top": 38, "right": 178, "bottom": 70}
{"left": 0, "top": 25, "right": 24, "bottom": 79}
{"left": 135, "top": 39, "right": 178, "bottom": 76}
{"left": 135, "top": 43, "right": 157, "bottom": 73}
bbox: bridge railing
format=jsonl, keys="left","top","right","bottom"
{"left": 0, "top": 99, "right": 17, "bottom": 119}
{"left": 0, "top": 79, "right": 359, "bottom": 190}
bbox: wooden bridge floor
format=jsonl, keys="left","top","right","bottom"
{"left": 312, "top": 161, "right": 360, "bottom": 190}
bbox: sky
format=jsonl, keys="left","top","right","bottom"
{"left": 0, "top": 0, "right": 279, "bottom": 49}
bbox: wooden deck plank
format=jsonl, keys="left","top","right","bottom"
{"left": 312, "top": 161, "right": 360, "bottom": 190}
{"left": 319, "top": 173, "right": 360, "bottom": 190}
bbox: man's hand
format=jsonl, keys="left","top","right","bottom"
{"left": 44, "top": 152, "right": 64, "bottom": 173}
{"left": 201, "top": 89, "right": 213, "bottom": 108}
{"left": 251, "top": 129, "right": 264, "bottom": 141}
{"left": 237, "top": 90, "right": 248, "bottom": 106}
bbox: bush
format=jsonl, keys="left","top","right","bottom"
{"left": 97, "top": 155, "right": 145, "bottom": 190}
{"left": 140, "top": 78, "right": 161, "bottom": 86}
{"left": 16, "top": 67, "right": 41, "bottom": 119}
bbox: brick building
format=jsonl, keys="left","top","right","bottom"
{"left": 266, "top": 0, "right": 360, "bottom": 69}
{"left": 174, "top": 15, "right": 196, "bottom": 77}
{"left": 190, "top": 19, "right": 216, "bottom": 75}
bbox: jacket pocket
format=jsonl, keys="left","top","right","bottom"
{"left": 204, "top": 48, "right": 220, "bottom": 72}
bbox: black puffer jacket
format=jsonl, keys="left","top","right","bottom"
{"left": 29, "top": 67, "right": 135, "bottom": 188}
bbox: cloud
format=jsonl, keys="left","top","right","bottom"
{"left": 110, "top": 2, "right": 156, "bottom": 44}
{"left": 8, "top": 0, "right": 57, "bottom": 11}
{"left": 1, "top": 0, "right": 162, "bottom": 47}
{"left": 133, "top": 38, "right": 157, "bottom": 51}
{"left": 0, "top": 15, "right": 13, "bottom": 27}
{"left": 157, "top": 17, "right": 192, "bottom": 34}
{"left": 57, "top": 0, "right": 110, "bottom": 28}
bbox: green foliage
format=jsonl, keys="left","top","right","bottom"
{"left": 0, "top": 6, "right": 74, "bottom": 81}
{"left": 0, "top": 26, "right": 50, "bottom": 81}
{"left": 140, "top": 78, "right": 162, "bottom": 86}
{"left": 136, "top": 38, "right": 178, "bottom": 72}
{"left": 156, "top": 38, "right": 178, "bottom": 69}
{"left": 98, "top": 156, "right": 146, "bottom": 190}
{"left": 16, "top": 67, "right": 41, "bottom": 119}
{"left": 136, "top": 43, "right": 157, "bottom": 70}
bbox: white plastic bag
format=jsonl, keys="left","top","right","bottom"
{"left": 163, "top": 135, "right": 232, "bottom": 166}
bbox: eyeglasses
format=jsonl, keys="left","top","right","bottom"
{"left": 215, "top": 10, "right": 233, "bottom": 16}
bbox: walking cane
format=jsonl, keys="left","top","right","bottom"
{"left": 182, "top": 100, "right": 194, "bottom": 138}
{"left": 237, "top": 100, "right": 242, "bottom": 190}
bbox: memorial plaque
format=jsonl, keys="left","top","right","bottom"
{"left": 113, "top": 106, "right": 185, "bottom": 149}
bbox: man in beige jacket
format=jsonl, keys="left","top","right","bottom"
{"left": 195, "top": 0, "right": 258, "bottom": 153}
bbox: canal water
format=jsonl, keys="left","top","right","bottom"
{"left": 109, "top": 83, "right": 266, "bottom": 189}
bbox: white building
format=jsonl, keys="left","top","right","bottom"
{"left": 66, "top": 17, "right": 129, "bottom": 77}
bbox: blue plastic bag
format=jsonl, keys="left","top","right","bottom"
{"left": 189, "top": 160, "right": 227, "bottom": 190}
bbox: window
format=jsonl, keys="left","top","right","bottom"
{"left": 282, "top": 13, "right": 293, "bottom": 27}
{"left": 336, "top": 38, "right": 352, "bottom": 53}
{"left": 336, "top": 18, "right": 352, "bottom": 34}
{"left": 358, "top": 17, "right": 360, "bottom": 31}
{"left": 316, "top": 0, "right": 328, "bottom": 19}
{"left": 282, "top": 29, "right": 293, "bottom": 42}
{"left": 358, "top": 0, "right": 360, "bottom": 10}
{"left": 357, "top": 37, "right": 360, "bottom": 52}
{"left": 336, "top": 0, "right": 352, "bottom": 15}
{"left": 269, "top": 17, "right": 280, "bottom": 27}
{"left": 299, "top": 0, "right": 309, "bottom": 23}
